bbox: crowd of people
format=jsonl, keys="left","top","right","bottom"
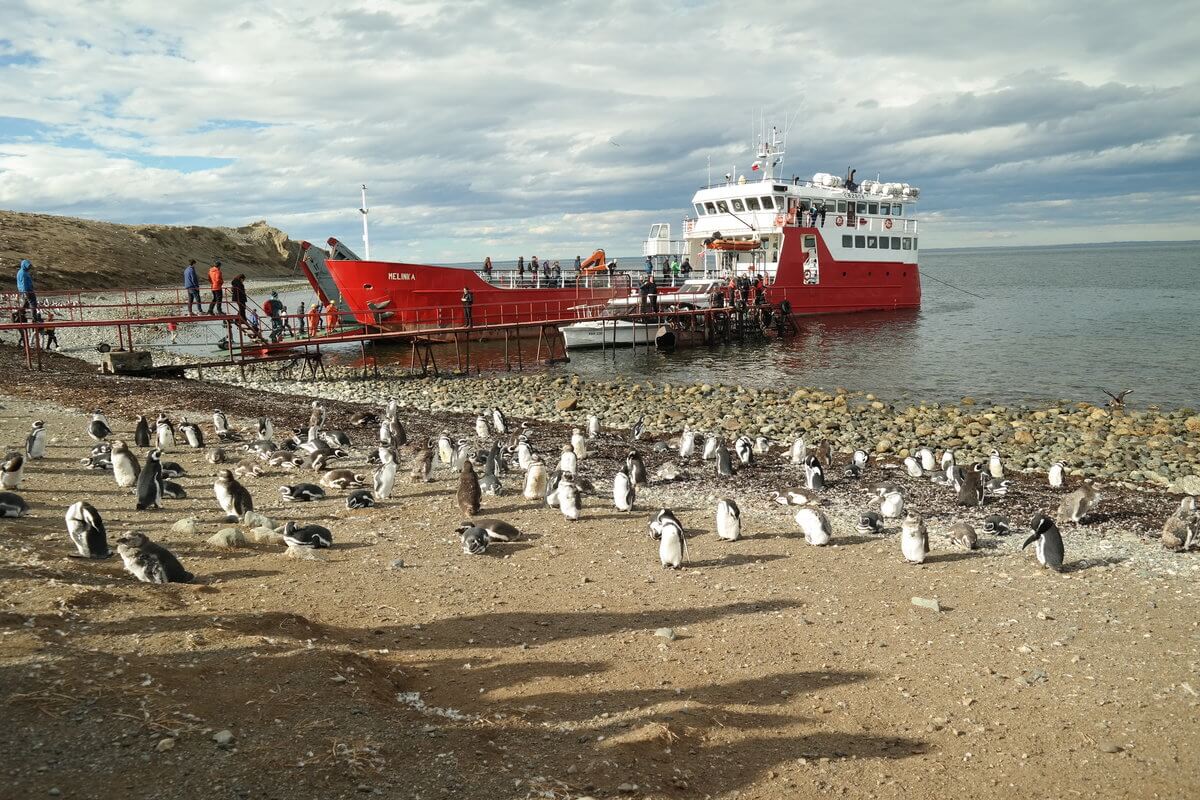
{"left": 479, "top": 254, "right": 694, "bottom": 287}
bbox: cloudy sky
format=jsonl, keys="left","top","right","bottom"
{"left": 1, "top": 0, "right": 1198, "bottom": 260}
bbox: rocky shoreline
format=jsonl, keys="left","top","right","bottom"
{"left": 214, "top": 370, "right": 1200, "bottom": 495}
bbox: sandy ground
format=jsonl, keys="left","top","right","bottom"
{"left": 1, "top": 353, "right": 1198, "bottom": 800}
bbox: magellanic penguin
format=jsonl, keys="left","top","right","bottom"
{"left": 1, "top": 453, "right": 25, "bottom": 490}
{"left": 523, "top": 455, "right": 548, "bottom": 501}
{"left": 715, "top": 443, "right": 735, "bottom": 477}
{"left": 478, "top": 465, "right": 502, "bottom": 497}
{"left": 753, "top": 436, "right": 771, "bottom": 456}
{"left": 0, "top": 491, "right": 29, "bottom": 517}
{"left": 770, "top": 488, "right": 819, "bottom": 507}
{"left": 213, "top": 469, "right": 253, "bottom": 521}
{"left": 462, "top": 518, "right": 522, "bottom": 543}
{"left": 1024, "top": 513, "right": 1065, "bottom": 571}
{"left": 657, "top": 511, "right": 685, "bottom": 569}
{"left": 320, "top": 469, "right": 366, "bottom": 489}
{"left": 516, "top": 438, "right": 535, "bottom": 471}
{"left": 632, "top": 416, "right": 646, "bottom": 441}
{"left": 856, "top": 511, "right": 884, "bottom": 535}
{"left": 308, "top": 401, "right": 326, "bottom": 430}
{"left": 571, "top": 428, "right": 587, "bottom": 459}
{"left": 161, "top": 481, "right": 187, "bottom": 500}
{"left": 918, "top": 447, "right": 936, "bottom": 473}
{"left": 65, "top": 501, "right": 110, "bottom": 558}
{"left": 803, "top": 455, "right": 824, "bottom": 491}
{"left": 346, "top": 490, "right": 375, "bottom": 509}
{"left": 280, "top": 483, "right": 325, "bottom": 502}
{"left": 25, "top": 420, "right": 47, "bottom": 459}
{"left": 212, "top": 409, "right": 231, "bottom": 436}
{"left": 459, "top": 525, "right": 490, "bottom": 555}
{"left": 349, "top": 410, "right": 378, "bottom": 428}
{"left": 283, "top": 521, "right": 333, "bottom": 549}
{"left": 795, "top": 507, "right": 832, "bottom": 546}
{"left": 716, "top": 498, "right": 742, "bottom": 541}
{"left": 815, "top": 440, "right": 834, "bottom": 470}
{"left": 983, "top": 515, "right": 1011, "bottom": 536}
{"left": 556, "top": 472, "right": 581, "bottom": 521}
{"left": 988, "top": 449, "right": 1004, "bottom": 479}
{"left": 180, "top": 418, "right": 204, "bottom": 449}
{"left": 492, "top": 408, "right": 508, "bottom": 435}
{"left": 475, "top": 413, "right": 490, "bottom": 440}
{"left": 613, "top": 466, "right": 635, "bottom": 512}
{"left": 116, "top": 532, "right": 192, "bottom": 583}
{"left": 135, "top": 449, "right": 165, "bottom": 510}
{"left": 948, "top": 521, "right": 978, "bottom": 550}
{"left": 373, "top": 447, "right": 398, "bottom": 500}
{"left": 155, "top": 413, "right": 176, "bottom": 450}
{"left": 437, "top": 432, "right": 454, "bottom": 464}
{"left": 256, "top": 416, "right": 274, "bottom": 442}
{"left": 586, "top": 413, "right": 601, "bottom": 439}
{"left": 956, "top": 467, "right": 985, "bottom": 507}
{"left": 844, "top": 449, "right": 869, "bottom": 479}
{"left": 206, "top": 447, "right": 226, "bottom": 465}
{"left": 903, "top": 456, "right": 924, "bottom": 478}
{"left": 649, "top": 508, "right": 682, "bottom": 541}
{"left": 702, "top": 433, "right": 719, "bottom": 461}
{"left": 626, "top": 451, "right": 648, "bottom": 486}
{"left": 1058, "top": 483, "right": 1100, "bottom": 524}
{"left": 457, "top": 461, "right": 482, "bottom": 516}
{"left": 678, "top": 428, "right": 696, "bottom": 459}
{"left": 410, "top": 441, "right": 434, "bottom": 483}
{"left": 1048, "top": 461, "right": 1066, "bottom": 489}
{"left": 734, "top": 435, "right": 754, "bottom": 466}
{"left": 109, "top": 441, "right": 139, "bottom": 484}
{"left": 88, "top": 409, "right": 111, "bottom": 442}
{"left": 900, "top": 511, "right": 929, "bottom": 564}
{"left": 879, "top": 489, "right": 904, "bottom": 519}
{"left": 544, "top": 468, "right": 563, "bottom": 508}
{"left": 985, "top": 477, "right": 1011, "bottom": 497}
{"left": 134, "top": 415, "right": 151, "bottom": 447}
{"left": 1161, "top": 497, "right": 1199, "bottom": 552}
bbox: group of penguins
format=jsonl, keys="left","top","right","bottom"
{"left": 2, "top": 400, "right": 1197, "bottom": 582}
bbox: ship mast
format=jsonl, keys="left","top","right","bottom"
{"left": 359, "top": 184, "right": 371, "bottom": 260}
{"left": 753, "top": 125, "right": 785, "bottom": 180}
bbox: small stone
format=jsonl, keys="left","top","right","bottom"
{"left": 617, "top": 783, "right": 639, "bottom": 793}
{"left": 654, "top": 627, "right": 676, "bottom": 641}
{"left": 388, "top": 559, "right": 405, "bottom": 570}
{"left": 48, "top": 790, "right": 60, "bottom": 797}
{"left": 555, "top": 394, "right": 579, "bottom": 412}
{"left": 1099, "top": 742, "right": 1122, "bottom": 754}
{"left": 213, "top": 730, "right": 235, "bottom": 746}
{"left": 1017, "top": 645, "right": 1033, "bottom": 654}
{"left": 207, "top": 528, "right": 247, "bottom": 548}
{"left": 911, "top": 597, "right": 941, "bottom": 612}
{"left": 155, "top": 737, "right": 176, "bottom": 752}
{"left": 331, "top": 674, "right": 347, "bottom": 683}
{"left": 171, "top": 518, "right": 199, "bottom": 535}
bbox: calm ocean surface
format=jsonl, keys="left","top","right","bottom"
{"left": 309, "top": 241, "right": 1200, "bottom": 409}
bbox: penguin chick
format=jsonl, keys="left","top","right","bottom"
{"left": 856, "top": 511, "right": 884, "bottom": 535}
{"left": 557, "top": 472, "right": 581, "bottom": 521}
{"left": 795, "top": 507, "right": 832, "bottom": 546}
{"left": 948, "top": 521, "right": 978, "bottom": 550}
{"left": 770, "top": 488, "right": 819, "bottom": 506}
{"left": 213, "top": 469, "right": 253, "bottom": 521}
{"left": 116, "top": 532, "right": 192, "bottom": 583}
{"left": 1057, "top": 483, "right": 1100, "bottom": 524}
{"left": 715, "top": 498, "right": 741, "bottom": 541}
{"left": 900, "top": 512, "right": 929, "bottom": 564}
{"left": 1, "top": 453, "right": 25, "bottom": 490}
{"left": 457, "top": 461, "right": 481, "bottom": 516}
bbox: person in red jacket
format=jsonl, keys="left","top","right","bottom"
{"left": 324, "top": 300, "right": 338, "bottom": 332}
{"left": 206, "top": 260, "right": 224, "bottom": 314}
{"left": 307, "top": 300, "right": 321, "bottom": 336}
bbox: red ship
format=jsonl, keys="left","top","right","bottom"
{"left": 299, "top": 131, "right": 921, "bottom": 331}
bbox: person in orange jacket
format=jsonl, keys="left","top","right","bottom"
{"left": 307, "top": 300, "right": 321, "bottom": 336}
{"left": 324, "top": 300, "right": 338, "bottom": 332}
{"left": 206, "top": 260, "right": 224, "bottom": 314}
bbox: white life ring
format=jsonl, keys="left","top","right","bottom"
{"left": 884, "top": 218, "right": 893, "bottom": 230}
{"left": 834, "top": 215, "right": 844, "bottom": 227}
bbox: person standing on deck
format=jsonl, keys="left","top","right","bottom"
{"left": 230, "top": 274, "right": 248, "bottom": 320}
{"left": 16, "top": 259, "right": 37, "bottom": 314}
{"left": 265, "top": 290, "right": 284, "bottom": 333}
{"left": 818, "top": 204, "right": 827, "bottom": 226}
{"left": 644, "top": 255, "right": 653, "bottom": 276}
{"left": 324, "top": 300, "right": 338, "bottom": 333}
{"left": 297, "top": 301, "right": 307, "bottom": 335}
{"left": 461, "top": 286, "right": 474, "bottom": 327}
{"left": 307, "top": 300, "right": 321, "bottom": 335}
{"left": 517, "top": 257, "right": 525, "bottom": 286}
{"left": 183, "top": 259, "right": 201, "bottom": 315}
{"left": 41, "top": 309, "right": 59, "bottom": 349}
{"left": 483, "top": 257, "right": 492, "bottom": 281}
{"left": 680, "top": 258, "right": 692, "bottom": 278}
{"left": 574, "top": 255, "right": 581, "bottom": 272}
{"left": 647, "top": 275, "right": 659, "bottom": 314}
{"left": 552, "top": 261, "right": 562, "bottom": 284}
{"left": 206, "top": 260, "right": 224, "bottom": 314}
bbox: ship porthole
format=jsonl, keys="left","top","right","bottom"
{"left": 363, "top": 283, "right": 374, "bottom": 290}
{"left": 842, "top": 272, "right": 847, "bottom": 277}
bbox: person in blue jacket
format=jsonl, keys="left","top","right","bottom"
{"left": 16, "top": 259, "right": 36, "bottom": 314}
{"left": 183, "top": 259, "right": 201, "bottom": 315}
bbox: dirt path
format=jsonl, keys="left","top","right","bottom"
{"left": 1, "top": 354, "right": 1198, "bottom": 799}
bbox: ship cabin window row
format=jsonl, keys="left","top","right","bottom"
{"left": 695, "top": 196, "right": 781, "bottom": 216}
{"left": 842, "top": 235, "right": 918, "bottom": 251}
{"left": 693, "top": 196, "right": 906, "bottom": 217}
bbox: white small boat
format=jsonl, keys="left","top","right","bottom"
{"left": 563, "top": 279, "right": 721, "bottom": 350}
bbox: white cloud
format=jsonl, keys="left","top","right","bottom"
{"left": 0, "top": 0, "right": 1198, "bottom": 253}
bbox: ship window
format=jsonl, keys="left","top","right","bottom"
{"left": 716, "top": 201, "right": 729, "bottom": 213}
{"left": 867, "top": 236, "right": 877, "bottom": 248}
{"left": 880, "top": 203, "right": 891, "bottom": 215}
{"left": 856, "top": 201, "right": 867, "bottom": 214}
{"left": 760, "top": 196, "right": 775, "bottom": 209}
{"left": 704, "top": 202, "right": 717, "bottom": 214}
{"left": 694, "top": 203, "right": 706, "bottom": 216}
{"left": 837, "top": 201, "right": 847, "bottom": 213}
{"left": 868, "top": 202, "right": 879, "bottom": 215}
{"left": 891, "top": 236, "right": 901, "bottom": 249}
{"left": 913, "top": 237, "right": 918, "bottom": 249}
{"left": 893, "top": 205, "right": 903, "bottom": 216}
{"left": 854, "top": 235, "right": 865, "bottom": 248}
{"left": 902, "top": 238, "right": 911, "bottom": 250}
{"left": 803, "top": 235, "right": 816, "bottom": 248}
{"left": 746, "top": 197, "right": 761, "bottom": 211}
{"left": 731, "top": 198, "right": 745, "bottom": 212}
{"left": 842, "top": 235, "right": 852, "bottom": 247}
{"left": 879, "top": 237, "right": 890, "bottom": 249}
